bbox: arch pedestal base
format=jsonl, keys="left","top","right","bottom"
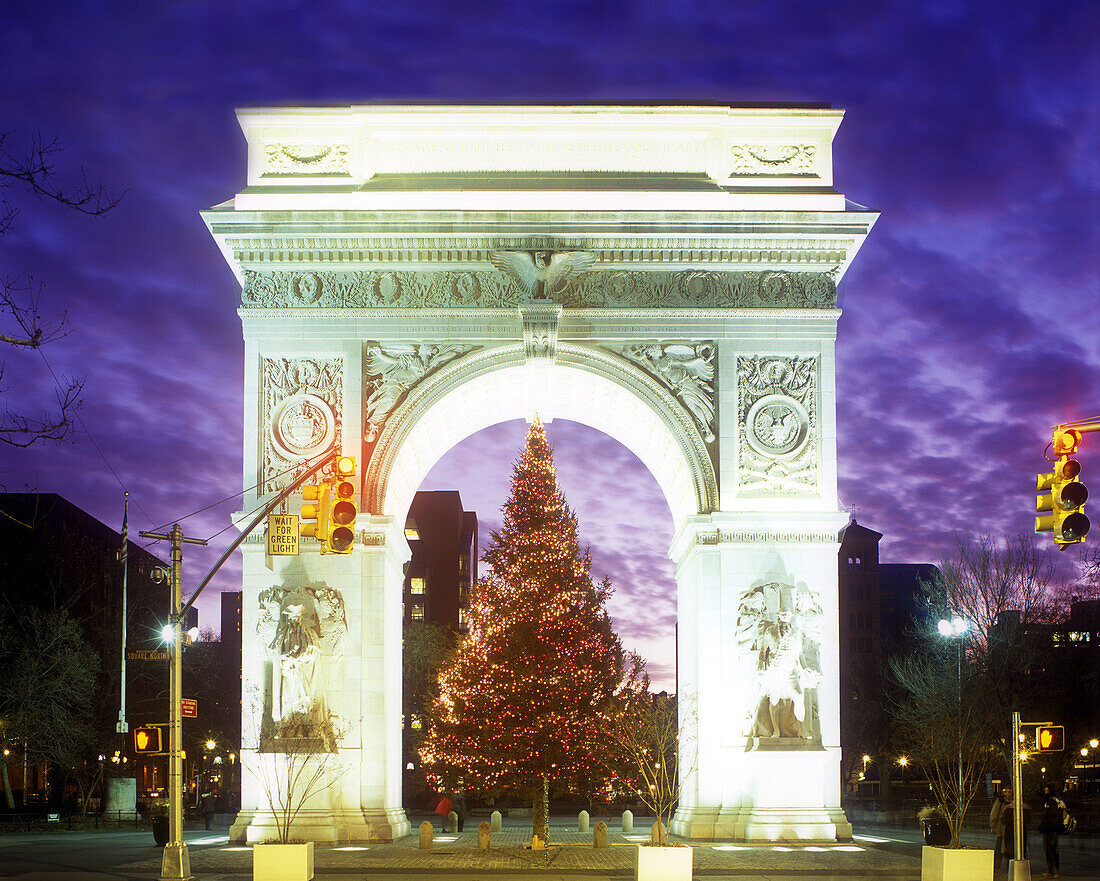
{"left": 230, "top": 807, "right": 411, "bottom": 844}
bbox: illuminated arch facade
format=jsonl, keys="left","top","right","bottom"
{"left": 204, "top": 105, "right": 877, "bottom": 843}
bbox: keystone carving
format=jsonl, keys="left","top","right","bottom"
{"left": 519, "top": 302, "right": 563, "bottom": 363}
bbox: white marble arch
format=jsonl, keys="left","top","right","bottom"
{"left": 204, "top": 104, "right": 877, "bottom": 844}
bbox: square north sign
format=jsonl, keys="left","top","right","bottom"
{"left": 266, "top": 514, "right": 300, "bottom": 556}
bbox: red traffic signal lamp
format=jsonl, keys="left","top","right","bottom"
{"left": 1037, "top": 428, "right": 1090, "bottom": 548}
{"left": 1035, "top": 725, "right": 1064, "bottom": 752}
{"left": 133, "top": 726, "right": 163, "bottom": 754}
{"left": 300, "top": 482, "right": 331, "bottom": 548}
{"left": 329, "top": 455, "right": 358, "bottom": 554}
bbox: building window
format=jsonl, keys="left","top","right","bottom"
{"left": 411, "top": 714, "right": 423, "bottom": 731}
{"left": 411, "top": 604, "right": 424, "bottom": 620}
{"left": 458, "top": 607, "right": 467, "bottom": 629}
{"left": 459, "top": 554, "right": 469, "bottom": 572}
{"left": 404, "top": 517, "right": 419, "bottom": 541}
{"left": 848, "top": 556, "right": 863, "bottom": 570}
{"left": 410, "top": 578, "right": 426, "bottom": 595}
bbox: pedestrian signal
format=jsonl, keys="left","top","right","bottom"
{"left": 1036, "top": 725, "right": 1064, "bottom": 752}
{"left": 133, "top": 726, "right": 163, "bottom": 754}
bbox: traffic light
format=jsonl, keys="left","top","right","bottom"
{"left": 1036, "top": 428, "right": 1089, "bottom": 548}
{"left": 328, "top": 455, "right": 358, "bottom": 553}
{"left": 133, "top": 726, "right": 163, "bottom": 754}
{"left": 1035, "top": 725, "right": 1065, "bottom": 752}
{"left": 300, "top": 482, "right": 331, "bottom": 549}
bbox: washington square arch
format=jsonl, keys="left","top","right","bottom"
{"left": 201, "top": 104, "right": 877, "bottom": 844}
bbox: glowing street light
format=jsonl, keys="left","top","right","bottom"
{"left": 938, "top": 615, "right": 968, "bottom": 843}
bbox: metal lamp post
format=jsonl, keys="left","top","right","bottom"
{"left": 937, "top": 616, "right": 968, "bottom": 842}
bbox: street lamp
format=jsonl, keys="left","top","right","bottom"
{"left": 938, "top": 616, "right": 968, "bottom": 841}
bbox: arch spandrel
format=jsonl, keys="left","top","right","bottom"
{"left": 364, "top": 342, "right": 718, "bottom": 527}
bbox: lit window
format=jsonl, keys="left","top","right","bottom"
{"left": 1069, "top": 631, "right": 1090, "bottom": 643}
{"left": 411, "top": 714, "right": 423, "bottom": 731}
{"left": 411, "top": 604, "right": 424, "bottom": 620}
{"left": 459, "top": 607, "right": 467, "bottom": 629}
{"left": 459, "top": 555, "right": 469, "bottom": 572}
{"left": 404, "top": 518, "right": 419, "bottom": 541}
{"left": 410, "top": 578, "right": 425, "bottom": 595}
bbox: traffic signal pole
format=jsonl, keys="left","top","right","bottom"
{"left": 139, "top": 524, "right": 206, "bottom": 881}
{"left": 138, "top": 448, "right": 340, "bottom": 878}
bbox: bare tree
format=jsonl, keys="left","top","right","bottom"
{"left": 888, "top": 533, "right": 1059, "bottom": 846}
{"left": 603, "top": 657, "right": 697, "bottom": 846}
{"left": 0, "top": 130, "right": 122, "bottom": 448}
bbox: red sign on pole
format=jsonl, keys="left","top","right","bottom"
{"left": 181, "top": 699, "right": 198, "bottom": 719}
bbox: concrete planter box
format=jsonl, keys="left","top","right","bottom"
{"left": 254, "top": 842, "right": 314, "bottom": 881}
{"left": 920, "top": 845, "right": 993, "bottom": 881}
{"left": 635, "top": 843, "right": 693, "bottom": 881}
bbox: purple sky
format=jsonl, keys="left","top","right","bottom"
{"left": 2, "top": 1, "right": 1097, "bottom": 690}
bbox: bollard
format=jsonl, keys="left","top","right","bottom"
{"left": 531, "top": 833, "right": 545, "bottom": 850}
{"left": 593, "top": 820, "right": 607, "bottom": 848}
{"left": 622, "top": 809, "right": 633, "bottom": 833}
{"left": 478, "top": 820, "right": 491, "bottom": 850}
{"left": 419, "top": 820, "right": 433, "bottom": 850}
{"left": 578, "top": 809, "right": 589, "bottom": 833}
{"left": 447, "top": 810, "right": 458, "bottom": 833}
{"left": 650, "top": 820, "right": 666, "bottom": 845}
{"left": 490, "top": 810, "right": 502, "bottom": 832}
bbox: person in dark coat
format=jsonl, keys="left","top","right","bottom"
{"left": 200, "top": 791, "right": 215, "bottom": 830}
{"left": 989, "top": 787, "right": 1009, "bottom": 868}
{"left": 1037, "top": 782, "right": 1066, "bottom": 878}
{"left": 452, "top": 788, "right": 468, "bottom": 832}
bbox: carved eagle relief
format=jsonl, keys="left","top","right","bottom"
{"left": 490, "top": 250, "right": 596, "bottom": 300}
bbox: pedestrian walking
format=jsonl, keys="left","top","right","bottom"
{"left": 452, "top": 787, "right": 467, "bottom": 832}
{"left": 989, "top": 787, "right": 1009, "bottom": 867}
{"left": 1038, "top": 782, "right": 1066, "bottom": 878}
{"left": 200, "top": 791, "right": 215, "bottom": 831}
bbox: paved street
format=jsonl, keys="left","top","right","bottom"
{"left": 0, "top": 818, "right": 1096, "bottom": 879}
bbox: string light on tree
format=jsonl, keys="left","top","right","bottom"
{"left": 419, "top": 416, "right": 627, "bottom": 841}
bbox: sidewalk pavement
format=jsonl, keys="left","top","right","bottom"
{"left": 115, "top": 819, "right": 921, "bottom": 879}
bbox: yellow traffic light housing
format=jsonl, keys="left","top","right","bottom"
{"left": 1035, "top": 725, "right": 1064, "bottom": 752}
{"left": 1037, "top": 428, "right": 1090, "bottom": 548}
{"left": 301, "top": 482, "right": 331, "bottom": 549}
{"left": 329, "top": 455, "right": 358, "bottom": 553}
{"left": 133, "top": 725, "right": 163, "bottom": 754}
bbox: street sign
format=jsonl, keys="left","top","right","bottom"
{"left": 181, "top": 698, "right": 198, "bottom": 719}
{"left": 266, "top": 514, "right": 300, "bottom": 556}
{"left": 127, "top": 650, "right": 168, "bottom": 661}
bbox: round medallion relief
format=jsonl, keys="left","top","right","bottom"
{"left": 271, "top": 394, "right": 336, "bottom": 460}
{"left": 745, "top": 394, "right": 810, "bottom": 458}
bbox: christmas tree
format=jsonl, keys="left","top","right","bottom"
{"left": 420, "top": 417, "right": 626, "bottom": 839}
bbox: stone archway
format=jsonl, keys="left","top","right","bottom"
{"left": 204, "top": 104, "right": 876, "bottom": 843}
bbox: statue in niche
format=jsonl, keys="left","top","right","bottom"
{"left": 257, "top": 586, "right": 347, "bottom": 748}
{"left": 737, "top": 582, "right": 823, "bottom": 741}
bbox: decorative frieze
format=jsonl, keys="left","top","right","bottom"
{"left": 241, "top": 269, "right": 837, "bottom": 310}
{"left": 695, "top": 529, "right": 839, "bottom": 545}
{"left": 364, "top": 343, "right": 476, "bottom": 443}
{"left": 261, "top": 357, "right": 343, "bottom": 494}
{"left": 729, "top": 144, "right": 816, "bottom": 176}
{"left": 262, "top": 143, "right": 351, "bottom": 177}
{"left": 617, "top": 343, "right": 716, "bottom": 443}
{"left": 737, "top": 356, "right": 818, "bottom": 495}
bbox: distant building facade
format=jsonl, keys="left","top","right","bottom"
{"left": 837, "top": 520, "right": 937, "bottom": 794}
{"left": 402, "top": 491, "right": 478, "bottom": 632}
{"left": 0, "top": 493, "right": 170, "bottom": 801}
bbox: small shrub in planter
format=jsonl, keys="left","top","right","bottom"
{"left": 917, "top": 805, "right": 951, "bottom": 847}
